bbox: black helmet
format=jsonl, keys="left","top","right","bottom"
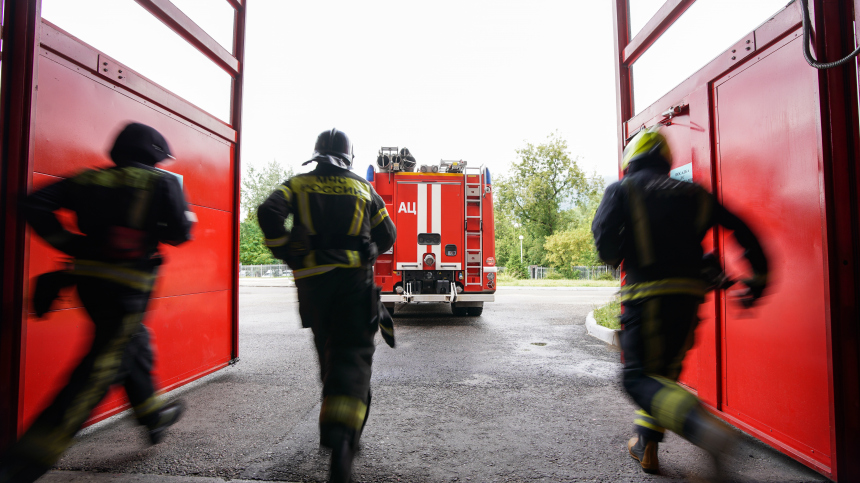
{"left": 313, "top": 128, "right": 354, "bottom": 167}
{"left": 109, "top": 122, "right": 174, "bottom": 166}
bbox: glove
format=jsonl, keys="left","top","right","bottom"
{"left": 701, "top": 252, "right": 732, "bottom": 291}
{"left": 736, "top": 273, "right": 768, "bottom": 308}
{"left": 280, "top": 226, "right": 309, "bottom": 270}
{"left": 362, "top": 241, "right": 379, "bottom": 264}
{"left": 745, "top": 275, "right": 767, "bottom": 298}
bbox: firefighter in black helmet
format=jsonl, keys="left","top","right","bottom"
{"left": 0, "top": 122, "right": 193, "bottom": 483}
{"left": 258, "top": 128, "right": 396, "bottom": 483}
{"left": 592, "top": 128, "right": 769, "bottom": 479}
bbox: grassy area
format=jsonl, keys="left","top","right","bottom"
{"left": 593, "top": 297, "right": 621, "bottom": 330}
{"left": 496, "top": 271, "right": 620, "bottom": 288}
{"left": 496, "top": 278, "right": 620, "bottom": 287}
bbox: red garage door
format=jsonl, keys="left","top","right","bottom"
{"left": 714, "top": 37, "right": 831, "bottom": 469}
{"left": 611, "top": 1, "right": 860, "bottom": 479}
{"left": 1, "top": 0, "right": 246, "bottom": 445}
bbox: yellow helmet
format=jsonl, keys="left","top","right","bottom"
{"left": 621, "top": 127, "right": 671, "bottom": 172}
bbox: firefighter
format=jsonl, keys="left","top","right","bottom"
{"left": 257, "top": 128, "right": 396, "bottom": 483}
{"left": 0, "top": 123, "right": 193, "bottom": 483}
{"left": 592, "top": 128, "right": 768, "bottom": 478}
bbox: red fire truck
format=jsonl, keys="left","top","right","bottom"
{"left": 365, "top": 147, "right": 496, "bottom": 316}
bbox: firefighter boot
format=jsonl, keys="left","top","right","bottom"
{"left": 684, "top": 408, "right": 736, "bottom": 483}
{"left": 148, "top": 400, "right": 185, "bottom": 445}
{"left": 628, "top": 435, "right": 659, "bottom": 474}
{"left": 329, "top": 437, "right": 354, "bottom": 483}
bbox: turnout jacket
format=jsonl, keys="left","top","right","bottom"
{"left": 23, "top": 162, "right": 193, "bottom": 291}
{"left": 591, "top": 160, "right": 767, "bottom": 304}
{"left": 257, "top": 161, "right": 397, "bottom": 280}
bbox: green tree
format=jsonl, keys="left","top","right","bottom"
{"left": 492, "top": 201, "right": 523, "bottom": 269}
{"left": 495, "top": 132, "right": 602, "bottom": 265}
{"left": 241, "top": 160, "right": 293, "bottom": 217}
{"left": 544, "top": 175, "right": 605, "bottom": 273}
{"left": 240, "top": 218, "right": 280, "bottom": 265}
{"left": 544, "top": 224, "right": 601, "bottom": 270}
{"left": 239, "top": 160, "right": 293, "bottom": 265}
{"left": 503, "top": 257, "right": 529, "bottom": 279}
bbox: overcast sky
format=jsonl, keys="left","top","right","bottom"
{"left": 41, "top": 0, "right": 790, "bottom": 184}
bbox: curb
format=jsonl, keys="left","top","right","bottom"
{"left": 40, "top": 471, "right": 299, "bottom": 483}
{"left": 238, "top": 279, "right": 295, "bottom": 287}
{"left": 586, "top": 310, "right": 621, "bottom": 347}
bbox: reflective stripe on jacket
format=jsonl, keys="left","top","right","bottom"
{"left": 257, "top": 163, "right": 396, "bottom": 280}
{"left": 72, "top": 259, "right": 157, "bottom": 292}
{"left": 620, "top": 278, "right": 707, "bottom": 303}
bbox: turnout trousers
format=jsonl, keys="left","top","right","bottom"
{"left": 0, "top": 277, "right": 165, "bottom": 483}
{"left": 619, "top": 294, "right": 708, "bottom": 443}
{"left": 295, "top": 267, "right": 377, "bottom": 448}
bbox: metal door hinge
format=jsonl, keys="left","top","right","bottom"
{"left": 97, "top": 54, "right": 128, "bottom": 86}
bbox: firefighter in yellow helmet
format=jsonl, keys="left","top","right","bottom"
{"left": 257, "top": 128, "right": 396, "bottom": 483}
{"left": 592, "top": 127, "right": 769, "bottom": 478}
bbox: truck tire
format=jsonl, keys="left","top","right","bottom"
{"left": 467, "top": 306, "right": 483, "bottom": 316}
{"left": 452, "top": 305, "right": 469, "bottom": 317}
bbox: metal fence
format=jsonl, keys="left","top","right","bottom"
{"left": 239, "top": 264, "right": 293, "bottom": 278}
{"left": 570, "top": 265, "right": 621, "bottom": 280}
{"left": 530, "top": 266, "right": 553, "bottom": 279}
{"left": 529, "top": 265, "right": 621, "bottom": 280}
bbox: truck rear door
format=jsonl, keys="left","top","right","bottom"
{"left": 394, "top": 178, "right": 462, "bottom": 272}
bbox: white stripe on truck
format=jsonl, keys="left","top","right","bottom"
{"left": 417, "top": 182, "right": 427, "bottom": 264}
{"left": 432, "top": 183, "right": 441, "bottom": 263}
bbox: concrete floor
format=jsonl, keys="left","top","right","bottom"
{"left": 44, "top": 286, "right": 827, "bottom": 483}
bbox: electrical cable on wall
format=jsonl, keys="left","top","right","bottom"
{"left": 800, "top": 0, "right": 860, "bottom": 69}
